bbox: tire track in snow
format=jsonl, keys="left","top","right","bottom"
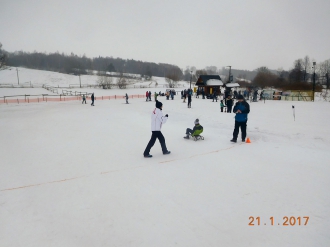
{"left": 0, "top": 175, "right": 86, "bottom": 192}
{"left": 1, "top": 143, "right": 245, "bottom": 191}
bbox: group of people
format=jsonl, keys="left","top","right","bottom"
{"left": 145, "top": 91, "right": 152, "bottom": 101}
{"left": 165, "top": 90, "right": 175, "bottom": 100}
{"left": 81, "top": 93, "right": 95, "bottom": 106}
{"left": 143, "top": 94, "right": 250, "bottom": 158}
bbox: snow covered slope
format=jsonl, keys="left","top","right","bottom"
{"left": 0, "top": 67, "right": 189, "bottom": 89}
{"left": 0, "top": 94, "right": 329, "bottom": 246}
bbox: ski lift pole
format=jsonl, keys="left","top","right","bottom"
{"left": 292, "top": 105, "right": 295, "bottom": 121}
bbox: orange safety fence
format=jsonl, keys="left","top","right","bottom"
{"left": 0, "top": 95, "right": 146, "bottom": 104}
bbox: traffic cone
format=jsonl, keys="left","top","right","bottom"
{"left": 246, "top": 137, "right": 251, "bottom": 143}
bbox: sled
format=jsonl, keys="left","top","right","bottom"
{"left": 184, "top": 134, "right": 204, "bottom": 141}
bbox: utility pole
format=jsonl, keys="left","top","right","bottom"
{"left": 16, "top": 67, "right": 20, "bottom": 85}
{"left": 190, "top": 70, "right": 192, "bottom": 89}
{"left": 226, "top": 66, "right": 232, "bottom": 83}
{"left": 312, "top": 62, "right": 316, "bottom": 101}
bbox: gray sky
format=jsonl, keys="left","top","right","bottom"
{"left": 1, "top": 0, "right": 329, "bottom": 71}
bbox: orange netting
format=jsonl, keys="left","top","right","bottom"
{"left": 0, "top": 95, "right": 146, "bottom": 104}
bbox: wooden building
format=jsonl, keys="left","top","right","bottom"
{"left": 195, "top": 75, "right": 223, "bottom": 95}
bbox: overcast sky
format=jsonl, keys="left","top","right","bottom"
{"left": 1, "top": 0, "right": 329, "bottom": 71}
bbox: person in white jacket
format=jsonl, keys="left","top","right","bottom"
{"left": 143, "top": 100, "right": 171, "bottom": 158}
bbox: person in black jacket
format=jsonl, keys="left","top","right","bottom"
{"left": 91, "top": 93, "right": 95, "bottom": 106}
{"left": 231, "top": 95, "right": 250, "bottom": 142}
{"left": 187, "top": 93, "right": 192, "bottom": 108}
{"left": 226, "top": 95, "right": 233, "bottom": 113}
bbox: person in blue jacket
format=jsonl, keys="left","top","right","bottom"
{"left": 231, "top": 94, "right": 250, "bottom": 142}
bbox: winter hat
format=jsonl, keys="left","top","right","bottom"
{"left": 155, "top": 100, "right": 163, "bottom": 109}
{"left": 194, "top": 118, "right": 199, "bottom": 124}
{"left": 237, "top": 95, "right": 244, "bottom": 100}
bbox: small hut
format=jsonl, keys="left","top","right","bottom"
{"left": 195, "top": 75, "right": 223, "bottom": 95}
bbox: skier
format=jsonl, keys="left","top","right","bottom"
{"left": 220, "top": 100, "right": 225, "bottom": 112}
{"left": 230, "top": 95, "right": 250, "bottom": 143}
{"left": 125, "top": 93, "right": 129, "bottom": 104}
{"left": 146, "top": 91, "right": 149, "bottom": 101}
{"left": 212, "top": 91, "right": 218, "bottom": 102}
{"left": 154, "top": 92, "right": 158, "bottom": 101}
{"left": 82, "top": 94, "right": 86, "bottom": 104}
{"left": 148, "top": 91, "right": 152, "bottom": 101}
{"left": 184, "top": 119, "right": 203, "bottom": 139}
{"left": 253, "top": 90, "right": 258, "bottom": 102}
{"left": 170, "top": 90, "right": 174, "bottom": 100}
{"left": 91, "top": 93, "right": 95, "bottom": 106}
{"left": 166, "top": 91, "right": 170, "bottom": 100}
{"left": 187, "top": 93, "right": 192, "bottom": 108}
{"left": 226, "top": 95, "right": 233, "bottom": 113}
{"left": 143, "top": 100, "right": 171, "bottom": 158}
{"left": 234, "top": 90, "right": 238, "bottom": 99}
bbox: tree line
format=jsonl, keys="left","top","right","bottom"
{"left": 252, "top": 56, "right": 330, "bottom": 90}
{"left": 0, "top": 43, "right": 183, "bottom": 79}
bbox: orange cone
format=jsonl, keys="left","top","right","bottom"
{"left": 246, "top": 137, "right": 251, "bottom": 143}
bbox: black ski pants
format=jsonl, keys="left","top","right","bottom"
{"left": 233, "top": 121, "right": 247, "bottom": 141}
{"left": 144, "top": 131, "right": 168, "bottom": 155}
{"left": 227, "top": 106, "right": 232, "bottom": 113}
{"left": 186, "top": 128, "right": 193, "bottom": 135}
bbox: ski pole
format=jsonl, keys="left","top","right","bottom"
{"left": 292, "top": 105, "right": 295, "bottom": 121}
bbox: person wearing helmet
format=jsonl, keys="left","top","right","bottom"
{"left": 184, "top": 119, "right": 203, "bottom": 139}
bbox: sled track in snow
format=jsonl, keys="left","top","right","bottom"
{"left": 1, "top": 143, "right": 244, "bottom": 192}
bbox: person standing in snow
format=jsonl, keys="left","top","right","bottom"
{"left": 154, "top": 92, "right": 158, "bottom": 101}
{"left": 212, "top": 91, "right": 218, "bottom": 102}
{"left": 82, "top": 94, "right": 86, "bottom": 104}
{"left": 125, "top": 93, "right": 129, "bottom": 104}
{"left": 143, "top": 100, "right": 171, "bottom": 158}
{"left": 220, "top": 100, "right": 225, "bottom": 112}
{"left": 226, "top": 95, "right": 233, "bottom": 113}
{"left": 146, "top": 91, "right": 149, "bottom": 101}
{"left": 187, "top": 93, "right": 192, "bottom": 108}
{"left": 91, "top": 93, "right": 95, "bottom": 106}
{"left": 148, "top": 91, "right": 152, "bottom": 101}
{"left": 231, "top": 95, "right": 250, "bottom": 143}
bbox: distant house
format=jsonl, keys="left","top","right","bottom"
{"left": 195, "top": 75, "right": 223, "bottom": 95}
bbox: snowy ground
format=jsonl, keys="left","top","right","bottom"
{"left": 0, "top": 67, "right": 188, "bottom": 89}
{"left": 0, "top": 91, "right": 329, "bottom": 247}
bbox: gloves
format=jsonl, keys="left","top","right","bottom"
{"left": 165, "top": 114, "right": 168, "bottom": 117}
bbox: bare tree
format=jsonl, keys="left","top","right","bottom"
{"left": 117, "top": 74, "right": 127, "bottom": 89}
{"left": 0, "top": 43, "right": 7, "bottom": 68}
{"left": 97, "top": 75, "right": 114, "bottom": 89}
{"left": 165, "top": 70, "right": 181, "bottom": 88}
{"left": 195, "top": 69, "right": 208, "bottom": 78}
{"left": 301, "top": 56, "right": 311, "bottom": 82}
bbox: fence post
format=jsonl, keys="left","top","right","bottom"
{"left": 102, "top": 96, "right": 103, "bottom": 100}
{"left": 60, "top": 95, "right": 61, "bottom": 101}
{"left": 38, "top": 98, "right": 39, "bottom": 103}
{"left": 28, "top": 98, "right": 29, "bottom": 103}
{"left": 115, "top": 95, "right": 116, "bottom": 99}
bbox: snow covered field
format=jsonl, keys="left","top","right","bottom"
{"left": 0, "top": 67, "right": 187, "bottom": 89}
{"left": 0, "top": 90, "right": 329, "bottom": 246}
